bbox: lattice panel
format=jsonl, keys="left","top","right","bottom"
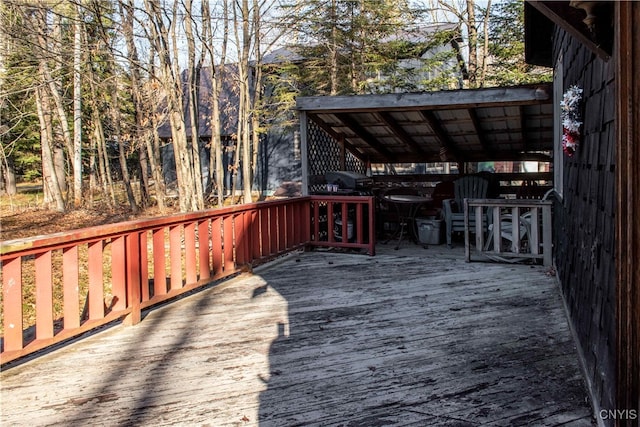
{"left": 307, "top": 120, "right": 366, "bottom": 193}
{"left": 308, "top": 121, "right": 342, "bottom": 176}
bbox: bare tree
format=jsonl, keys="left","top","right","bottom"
{"left": 143, "top": 0, "right": 202, "bottom": 212}
{"left": 184, "top": 0, "right": 205, "bottom": 207}
{"left": 428, "top": 0, "right": 492, "bottom": 88}
{"left": 479, "top": 0, "right": 491, "bottom": 86}
{"left": 35, "top": 83, "right": 65, "bottom": 211}
{"left": 86, "top": 63, "right": 116, "bottom": 206}
{"left": 72, "top": 3, "right": 82, "bottom": 206}
{"left": 466, "top": 0, "right": 478, "bottom": 87}
{"left": 120, "top": 0, "right": 165, "bottom": 211}
{"left": 201, "top": 0, "right": 228, "bottom": 207}
{"left": 30, "top": 3, "right": 66, "bottom": 211}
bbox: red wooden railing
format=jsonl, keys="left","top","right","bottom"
{"left": 0, "top": 196, "right": 374, "bottom": 365}
{"left": 308, "top": 195, "right": 376, "bottom": 256}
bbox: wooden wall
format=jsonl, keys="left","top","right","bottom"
{"left": 615, "top": 2, "right": 640, "bottom": 423}
{"left": 553, "top": 27, "right": 617, "bottom": 420}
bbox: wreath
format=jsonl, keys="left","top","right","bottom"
{"left": 560, "top": 85, "right": 583, "bottom": 156}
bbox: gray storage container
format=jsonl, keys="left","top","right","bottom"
{"left": 416, "top": 218, "right": 443, "bottom": 245}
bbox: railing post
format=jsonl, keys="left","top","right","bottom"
{"left": 124, "top": 232, "right": 141, "bottom": 326}
{"left": 0, "top": 197, "right": 358, "bottom": 364}
{"left": 464, "top": 199, "right": 471, "bottom": 262}
{"left": 542, "top": 204, "right": 552, "bottom": 267}
{"left": 368, "top": 197, "right": 376, "bottom": 255}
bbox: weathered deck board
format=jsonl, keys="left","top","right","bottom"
{"left": 0, "top": 245, "right": 593, "bottom": 426}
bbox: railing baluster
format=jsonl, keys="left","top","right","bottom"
{"left": 125, "top": 232, "right": 141, "bottom": 325}
{"left": 312, "top": 201, "right": 320, "bottom": 242}
{"left": 140, "top": 232, "right": 149, "bottom": 301}
{"left": 235, "top": 213, "right": 246, "bottom": 266}
{"left": 223, "top": 216, "right": 234, "bottom": 271}
{"left": 287, "top": 204, "right": 295, "bottom": 249}
{"left": 63, "top": 246, "right": 80, "bottom": 329}
{"left": 251, "top": 210, "right": 261, "bottom": 260}
{"left": 169, "top": 225, "right": 182, "bottom": 290}
{"left": 492, "top": 206, "right": 501, "bottom": 253}
{"left": 475, "top": 205, "right": 484, "bottom": 251}
{"left": 356, "top": 203, "right": 363, "bottom": 243}
{"left": 112, "top": 236, "right": 126, "bottom": 311}
{"left": 277, "top": 205, "right": 286, "bottom": 251}
{"left": 2, "top": 256, "right": 23, "bottom": 351}
{"left": 152, "top": 228, "right": 167, "bottom": 296}
{"left": 198, "top": 220, "right": 211, "bottom": 280}
{"left": 87, "top": 240, "right": 104, "bottom": 320}
{"left": 260, "top": 207, "right": 270, "bottom": 257}
{"left": 269, "top": 207, "right": 279, "bottom": 255}
{"left": 542, "top": 206, "right": 552, "bottom": 267}
{"left": 327, "top": 202, "right": 335, "bottom": 243}
{"left": 35, "top": 251, "right": 53, "bottom": 341}
{"left": 212, "top": 217, "right": 223, "bottom": 276}
{"left": 512, "top": 207, "right": 521, "bottom": 253}
{"left": 184, "top": 222, "right": 197, "bottom": 284}
{"left": 530, "top": 207, "right": 540, "bottom": 255}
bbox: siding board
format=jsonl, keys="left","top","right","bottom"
{"left": 553, "top": 25, "right": 617, "bottom": 420}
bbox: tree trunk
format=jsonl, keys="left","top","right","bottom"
{"left": 479, "top": 0, "right": 491, "bottom": 87}
{"left": 202, "top": 0, "right": 228, "bottom": 207}
{"left": 0, "top": 162, "right": 5, "bottom": 196}
{"left": 39, "top": 11, "right": 75, "bottom": 200}
{"left": 72, "top": 4, "right": 82, "bottom": 207}
{"left": 35, "top": 85, "right": 65, "bottom": 212}
{"left": 236, "top": 0, "right": 253, "bottom": 204}
{"left": 112, "top": 74, "right": 139, "bottom": 213}
{"left": 88, "top": 74, "right": 115, "bottom": 206}
{"left": 148, "top": 124, "right": 166, "bottom": 211}
{"left": 121, "top": 0, "right": 155, "bottom": 209}
{"left": 147, "top": 53, "right": 167, "bottom": 212}
{"left": 250, "top": 0, "right": 263, "bottom": 200}
{"left": 88, "top": 134, "right": 97, "bottom": 204}
{"left": 2, "top": 157, "right": 17, "bottom": 196}
{"left": 145, "top": 0, "right": 199, "bottom": 212}
{"left": 330, "top": 0, "right": 338, "bottom": 95}
{"left": 184, "top": 0, "right": 205, "bottom": 209}
{"left": 466, "top": 0, "right": 478, "bottom": 88}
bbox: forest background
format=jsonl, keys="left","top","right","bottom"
{"left": 0, "top": 0, "right": 550, "bottom": 239}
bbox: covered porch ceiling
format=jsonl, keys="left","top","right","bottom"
{"left": 296, "top": 83, "right": 554, "bottom": 165}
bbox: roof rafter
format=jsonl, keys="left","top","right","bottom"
{"left": 334, "top": 113, "right": 397, "bottom": 162}
{"left": 376, "top": 112, "right": 426, "bottom": 156}
{"left": 297, "top": 83, "right": 554, "bottom": 165}
{"left": 419, "top": 110, "right": 460, "bottom": 161}
{"left": 519, "top": 105, "right": 528, "bottom": 149}
{"left": 467, "top": 108, "right": 494, "bottom": 157}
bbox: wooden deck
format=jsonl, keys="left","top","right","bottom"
{"left": 0, "top": 244, "right": 594, "bottom": 426}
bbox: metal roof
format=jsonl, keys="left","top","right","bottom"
{"left": 296, "top": 83, "right": 554, "bottom": 164}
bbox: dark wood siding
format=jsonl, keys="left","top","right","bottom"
{"left": 553, "top": 27, "right": 617, "bottom": 419}
{"left": 615, "top": 2, "right": 640, "bottom": 422}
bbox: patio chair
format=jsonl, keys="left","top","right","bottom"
{"left": 442, "top": 175, "right": 489, "bottom": 247}
{"left": 483, "top": 213, "right": 532, "bottom": 263}
{"left": 418, "top": 180, "right": 454, "bottom": 218}
{"left": 483, "top": 188, "right": 555, "bottom": 262}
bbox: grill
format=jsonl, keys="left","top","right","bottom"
{"left": 325, "top": 171, "right": 373, "bottom": 194}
